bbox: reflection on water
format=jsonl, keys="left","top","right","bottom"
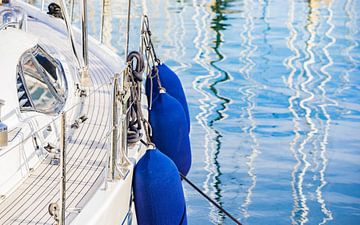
{"left": 193, "top": 0, "right": 232, "bottom": 223}
{"left": 340, "top": 0, "right": 357, "bottom": 96}
{"left": 285, "top": 0, "right": 302, "bottom": 224}
{"left": 238, "top": 0, "right": 259, "bottom": 220}
{"left": 292, "top": 0, "right": 319, "bottom": 223}
{"left": 207, "top": 0, "right": 231, "bottom": 222}
{"left": 317, "top": 1, "right": 335, "bottom": 224}
{"left": 286, "top": 0, "right": 337, "bottom": 224}
{"left": 28, "top": 0, "right": 360, "bottom": 224}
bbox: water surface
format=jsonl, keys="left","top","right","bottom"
{"left": 30, "top": 0, "right": 360, "bottom": 224}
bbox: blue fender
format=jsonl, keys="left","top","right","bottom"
{"left": 149, "top": 92, "right": 191, "bottom": 176}
{"left": 133, "top": 149, "right": 188, "bottom": 225}
{"left": 146, "top": 63, "right": 190, "bottom": 133}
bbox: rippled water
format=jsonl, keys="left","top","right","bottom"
{"left": 29, "top": 0, "right": 360, "bottom": 224}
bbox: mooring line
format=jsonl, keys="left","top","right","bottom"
{"left": 180, "top": 173, "right": 242, "bottom": 225}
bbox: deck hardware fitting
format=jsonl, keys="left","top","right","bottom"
{"left": 68, "top": 207, "right": 81, "bottom": 214}
{"left": 32, "top": 136, "right": 39, "bottom": 149}
{"left": 109, "top": 74, "right": 119, "bottom": 181}
{"left": 44, "top": 142, "right": 56, "bottom": 152}
{"left": 44, "top": 143, "right": 60, "bottom": 165}
{"left": 70, "top": 121, "right": 79, "bottom": 129}
{"left": 71, "top": 114, "right": 88, "bottom": 129}
{"left": 50, "top": 158, "right": 60, "bottom": 165}
{"left": 46, "top": 125, "right": 52, "bottom": 132}
{"left": 110, "top": 74, "right": 131, "bottom": 181}
{"left": 48, "top": 202, "right": 59, "bottom": 223}
{"left": 79, "top": 89, "right": 87, "bottom": 98}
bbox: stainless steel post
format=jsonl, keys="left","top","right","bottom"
{"left": 80, "top": 0, "right": 90, "bottom": 85}
{"left": 110, "top": 74, "right": 119, "bottom": 181}
{"left": 41, "top": 0, "right": 45, "bottom": 12}
{"left": 58, "top": 0, "right": 82, "bottom": 71}
{"left": 117, "top": 70, "right": 131, "bottom": 176}
{"left": 125, "top": 0, "right": 131, "bottom": 59}
{"left": 59, "top": 112, "right": 66, "bottom": 225}
{"left": 100, "top": 0, "right": 106, "bottom": 43}
{"left": 139, "top": 15, "right": 144, "bottom": 54}
{"left": 81, "top": 0, "right": 88, "bottom": 68}
{"left": 70, "top": 0, "right": 75, "bottom": 23}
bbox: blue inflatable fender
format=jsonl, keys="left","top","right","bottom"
{"left": 149, "top": 91, "right": 191, "bottom": 176}
{"left": 133, "top": 148, "right": 187, "bottom": 225}
{"left": 146, "top": 63, "right": 190, "bottom": 133}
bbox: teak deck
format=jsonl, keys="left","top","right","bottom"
{"left": 0, "top": 19, "right": 116, "bottom": 225}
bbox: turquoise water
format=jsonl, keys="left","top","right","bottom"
{"left": 32, "top": 0, "right": 360, "bottom": 224}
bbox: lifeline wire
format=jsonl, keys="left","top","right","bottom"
{"left": 180, "top": 173, "right": 243, "bottom": 225}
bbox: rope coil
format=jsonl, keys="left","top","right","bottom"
{"left": 124, "top": 51, "right": 148, "bottom": 144}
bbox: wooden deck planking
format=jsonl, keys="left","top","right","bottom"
{"left": 0, "top": 90, "right": 108, "bottom": 224}
{"left": 0, "top": 18, "right": 118, "bottom": 224}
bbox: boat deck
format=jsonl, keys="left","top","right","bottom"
{"left": 0, "top": 17, "right": 116, "bottom": 224}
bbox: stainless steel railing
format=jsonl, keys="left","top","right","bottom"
{"left": 57, "top": 0, "right": 83, "bottom": 73}
{"left": 80, "top": 0, "right": 89, "bottom": 84}
{"left": 48, "top": 72, "right": 133, "bottom": 224}
{"left": 109, "top": 72, "right": 132, "bottom": 181}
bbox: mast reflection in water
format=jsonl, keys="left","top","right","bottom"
{"left": 26, "top": 0, "right": 360, "bottom": 224}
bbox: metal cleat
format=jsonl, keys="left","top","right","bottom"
{"left": 71, "top": 120, "right": 80, "bottom": 129}
{"left": 44, "top": 142, "right": 56, "bottom": 152}
{"left": 71, "top": 114, "right": 88, "bottom": 129}
{"left": 79, "top": 89, "right": 87, "bottom": 98}
{"left": 79, "top": 115, "right": 88, "bottom": 123}
{"left": 44, "top": 143, "right": 60, "bottom": 165}
{"left": 75, "top": 83, "right": 87, "bottom": 97}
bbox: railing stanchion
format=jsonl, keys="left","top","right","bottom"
{"left": 100, "top": 0, "right": 106, "bottom": 43}
{"left": 81, "top": 0, "right": 88, "bottom": 69}
{"left": 41, "top": 0, "right": 45, "bottom": 12}
{"left": 80, "top": 0, "right": 90, "bottom": 85}
{"left": 70, "top": 0, "right": 75, "bottom": 23}
{"left": 59, "top": 112, "right": 66, "bottom": 225}
{"left": 117, "top": 70, "right": 131, "bottom": 178}
{"left": 58, "top": 0, "right": 82, "bottom": 72}
{"left": 125, "top": 0, "right": 131, "bottom": 59}
{"left": 110, "top": 74, "right": 119, "bottom": 181}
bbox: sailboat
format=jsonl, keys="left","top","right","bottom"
{"left": 0, "top": 0, "right": 192, "bottom": 224}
